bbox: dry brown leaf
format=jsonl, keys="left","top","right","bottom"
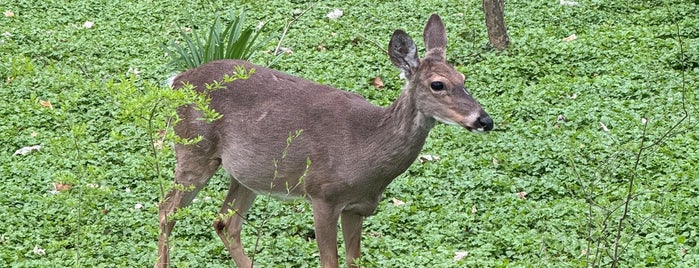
{"left": 560, "top": 0, "right": 579, "bottom": 6}
{"left": 39, "top": 99, "right": 53, "bottom": 109}
{"left": 471, "top": 204, "right": 478, "bottom": 214}
{"left": 391, "top": 197, "right": 405, "bottom": 206}
{"left": 418, "top": 154, "right": 440, "bottom": 163}
{"left": 562, "top": 34, "right": 577, "bottom": 42}
{"left": 517, "top": 191, "right": 527, "bottom": 200}
{"left": 4, "top": 10, "right": 14, "bottom": 17}
{"left": 54, "top": 182, "right": 73, "bottom": 192}
{"left": 278, "top": 47, "right": 293, "bottom": 54}
{"left": 13, "top": 145, "right": 41, "bottom": 156}
{"left": 557, "top": 114, "right": 567, "bottom": 122}
{"left": 370, "top": 76, "right": 384, "bottom": 89}
{"left": 453, "top": 251, "right": 469, "bottom": 261}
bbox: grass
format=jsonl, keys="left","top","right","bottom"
{"left": 1, "top": 0, "right": 697, "bottom": 267}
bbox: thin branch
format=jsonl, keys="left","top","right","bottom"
{"left": 273, "top": 1, "right": 319, "bottom": 56}
{"left": 609, "top": 4, "right": 690, "bottom": 267}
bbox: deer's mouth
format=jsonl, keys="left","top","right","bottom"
{"left": 453, "top": 113, "right": 494, "bottom": 132}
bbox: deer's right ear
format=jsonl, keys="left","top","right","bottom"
{"left": 389, "top": 29, "right": 419, "bottom": 77}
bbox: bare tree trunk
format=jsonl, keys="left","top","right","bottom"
{"left": 482, "top": 0, "right": 510, "bottom": 50}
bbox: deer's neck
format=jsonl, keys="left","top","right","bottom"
{"left": 368, "top": 88, "right": 436, "bottom": 178}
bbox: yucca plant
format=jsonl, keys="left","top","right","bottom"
{"left": 165, "top": 10, "right": 271, "bottom": 70}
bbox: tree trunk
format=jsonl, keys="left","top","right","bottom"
{"left": 482, "top": 0, "right": 510, "bottom": 50}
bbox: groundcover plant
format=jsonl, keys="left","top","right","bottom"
{"left": 0, "top": 0, "right": 697, "bottom": 267}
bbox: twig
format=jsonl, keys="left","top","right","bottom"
{"left": 273, "top": 1, "right": 319, "bottom": 56}
{"left": 609, "top": 4, "right": 690, "bottom": 267}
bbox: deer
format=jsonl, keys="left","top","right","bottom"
{"left": 156, "top": 14, "right": 493, "bottom": 268}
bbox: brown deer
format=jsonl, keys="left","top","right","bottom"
{"left": 157, "top": 14, "right": 493, "bottom": 268}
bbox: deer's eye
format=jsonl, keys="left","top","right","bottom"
{"left": 430, "top": 81, "right": 445, "bottom": 91}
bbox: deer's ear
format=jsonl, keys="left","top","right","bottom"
{"left": 389, "top": 29, "right": 419, "bottom": 76}
{"left": 423, "top": 14, "right": 446, "bottom": 61}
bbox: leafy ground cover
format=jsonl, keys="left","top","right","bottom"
{"left": 1, "top": 0, "right": 697, "bottom": 267}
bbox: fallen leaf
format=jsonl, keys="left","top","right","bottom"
{"left": 517, "top": 191, "right": 527, "bottom": 200}
{"left": 13, "top": 145, "right": 41, "bottom": 156}
{"left": 326, "top": 9, "right": 343, "bottom": 19}
{"left": 453, "top": 251, "right": 469, "bottom": 261}
{"left": 134, "top": 203, "right": 144, "bottom": 210}
{"left": 278, "top": 47, "right": 293, "bottom": 54}
{"left": 418, "top": 154, "right": 440, "bottom": 163}
{"left": 33, "top": 245, "right": 46, "bottom": 255}
{"left": 316, "top": 43, "right": 326, "bottom": 51}
{"left": 370, "top": 76, "right": 384, "bottom": 89}
{"left": 153, "top": 139, "right": 163, "bottom": 150}
{"left": 471, "top": 204, "right": 478, "bottom": 214}
{"left": 560, "top": 0, "right": 579, "bottom": 6}
{"left": 392, "top": 197, "right": 405, "bottom": 206}
{"left": 557, "top": 114, "right": 567, "bottom": 122}
{"left": 54, "top": 182, "right": 73, "bottom": 192}
{"left": 492, "top": 157, "right": 499, "bottom": 167}
{"left": 4, "top": 10, "right": 14, "bottom": 17}
{"left": 578, "top": 249, "right": 588, "bottom": 258}
{"left": 562, "top": 34, "right": 577, "bottom": 42}
{"left": 128, "top": 67, "right": 141, "bottom": 76}
{"left": 39, "top": 99, "right": 53, "bottom": 109}
{"left": 599, "top": 122, "right": 609, "bottom": 132}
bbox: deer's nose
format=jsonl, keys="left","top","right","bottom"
{"left": 479, "top": 114, "right": 494, "bottom": 131}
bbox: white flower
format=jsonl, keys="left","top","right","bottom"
{"left": 83, "top": 21, "right": 94, "bottom": 28}
{"left": 134, "top": 203, "right": 143, "bottom": 210}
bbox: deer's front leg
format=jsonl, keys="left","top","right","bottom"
{"left": 341, "top": 211, "right": 364, "bottom": 267}
{"left": 312, "top": 200, "right": 342, "bottom": 268}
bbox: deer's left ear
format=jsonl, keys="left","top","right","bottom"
{"left": 423, "top": 14, "right": 447, "bottom": 61}
{"left": 389, "top": 29, "right": 420, "bottom": 77}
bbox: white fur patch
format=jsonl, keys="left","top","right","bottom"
{"left": 166, "top": 74, "right": 177, "bottom": 87}
{"left": 433, "top": 115, "right": 458, "bottom": 125}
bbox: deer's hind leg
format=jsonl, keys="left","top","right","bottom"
{"left": 213, "top": 178, "right": 257, "bottom": 268}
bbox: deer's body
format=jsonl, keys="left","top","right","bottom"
{"left": 174, "top": 59, "right": 429, "bottom": 213}
{"left": 157, "top": 14, "right": 493, "bottom": 268}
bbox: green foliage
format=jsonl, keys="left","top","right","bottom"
{"left": 0, "top": 0, "right": 697, "bottom": 267}
{"left": 164, "top": 9, "right": 272, "bottom": 70}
